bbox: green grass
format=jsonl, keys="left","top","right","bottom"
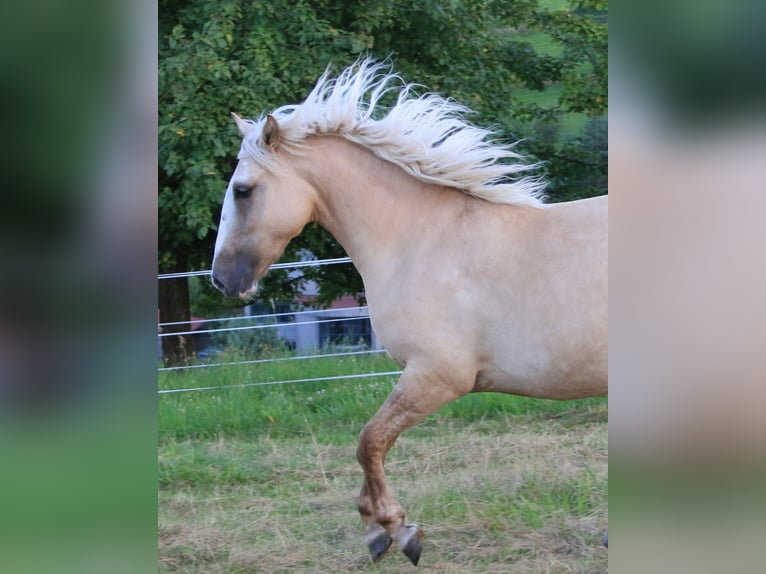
{"left": 159, "top": 353, "right": 402, "bottom": 441}
{"left": 159, "top": 353, "right": 604, "bottom": 442}
{"left": 159, "top": 354, "right": 607, "bottom": 573}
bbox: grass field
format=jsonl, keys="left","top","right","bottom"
{"left": 159, "top": 354, "right": 608, "bottom": 572}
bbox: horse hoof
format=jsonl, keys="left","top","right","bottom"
{"left": 368, "top": 531, "right": 392, "bottom": 562}
{"left": 401, "top": 525, "right": 423, "bottom": 566}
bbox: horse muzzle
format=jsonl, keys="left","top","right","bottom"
{"left": 211, "top": 257, "right": 258, "bottom": 299}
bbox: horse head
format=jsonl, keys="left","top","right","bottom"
{"left": 211, "top": 114, "right": 316, "bottom": 298}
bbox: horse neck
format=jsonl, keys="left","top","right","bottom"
{"left": 296, "top": 135, "right": 447, "bottom": 276}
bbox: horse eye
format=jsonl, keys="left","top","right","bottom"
{"left": 233, "top": 185, "right": 252, "bottom": 199}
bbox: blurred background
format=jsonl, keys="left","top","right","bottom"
{"left": 0, "top": 0, "right": 157, "bottom": 572}
{"left": 610, "top": 1, "right": 766, "bottom": 571}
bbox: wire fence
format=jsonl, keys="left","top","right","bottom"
{"left": 158, "top": 305, "right": 368, "bottom": 329}
{"left": 158, "top": 312, "right": 370, "bottom": 339}
{"left": 158, "top": 348, "right": 387, "bottom": 373}
{"left": 158, "top": 256, "right": 352, "bottom": 280}
{"left": 158, "top": 371, "right": 404, "bottom": 395}
{"left": 157, "top": 257, "right": 400, "bottom": 394}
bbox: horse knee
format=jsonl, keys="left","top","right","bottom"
{"left": 356, "top": 424, "right": 374, "bottom": 468}
{"left": 356, "top": 422, "right": 390, "bottom": 468}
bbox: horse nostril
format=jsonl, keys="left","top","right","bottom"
{"left": 211, "top": 273, "right": 226, "bottom": 292}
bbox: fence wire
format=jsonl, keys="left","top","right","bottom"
{"left": 159, "top": 305, "right": 369, "bottom": 329}
{"left": 159, "top": 314, "right": 370, "bottom": 339}
{"left": 157, "top": 257, "right": 398, "bottom": 394}
{"left": 158, "top": 256, "right": 352, "bottom": 280}
{"left": 159, "top": 348, "right": 388, "bottom": 373}
{"left": 159, "top": 370, "right": 403, "bottom": 395}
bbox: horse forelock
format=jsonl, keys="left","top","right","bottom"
{"left": 238, "top": 59, "right": 547, "bottom": 207}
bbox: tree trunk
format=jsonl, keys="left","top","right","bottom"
{"left": 158, "top": 268, "right": 193, "bottom": 367}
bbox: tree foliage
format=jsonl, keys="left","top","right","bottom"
{"left": 159, "top": 0, "right": 607, "bottom": 319}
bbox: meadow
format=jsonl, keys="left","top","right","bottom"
{"left": 159, "top": 354, "right": 608, "bottom": 573}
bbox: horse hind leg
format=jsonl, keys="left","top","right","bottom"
{"left": 356, "top": 365, "right": 471, "bottom": 565}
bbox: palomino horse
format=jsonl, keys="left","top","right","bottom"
{"left": 211, "top": 60, "right": 607, "bottom": 565}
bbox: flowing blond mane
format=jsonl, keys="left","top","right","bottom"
{"left": 239, "top": 59, "right": 546, "bottom": 207}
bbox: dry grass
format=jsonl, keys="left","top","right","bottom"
{"left": 159, "top": 404, "right": 607, "bottom": 573}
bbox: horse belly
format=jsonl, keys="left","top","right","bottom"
{"left": 472, "top": 291, "right": 607, "bottom": 400}
{"left": 474, "top": 316, "right": 608, "bottom": 400}
{"left": 475, "top": 357, "right": 607, "bottom": 400}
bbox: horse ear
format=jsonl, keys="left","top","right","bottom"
{"left": 231, "top": 112, "right": 253, "bottom": 137}
{"left": 262, "top": 114, "right": 281, "bottom": 150}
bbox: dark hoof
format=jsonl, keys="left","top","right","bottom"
{"left": 402, "top": 528, "right": 423, "bottom": 566}
{"left": 602, "top": 533, "right": 608, "bottom": 548}
{"left": 368, "top": 531, "right": 392, "bottom": 562}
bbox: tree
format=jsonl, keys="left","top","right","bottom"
{"left": 159, "top": 0, "right": 358, "bottom": 364}
{"left": 159, "top": 0, "right": 607, "bottom": 364}
{"left": 521, "top": 0, "right": 608, "bottom": 202}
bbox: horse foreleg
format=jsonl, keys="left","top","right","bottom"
{"left": 356, "top": 366, "right": 470, "bottom": 565}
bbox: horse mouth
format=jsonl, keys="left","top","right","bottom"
{"left": 238, "top": 259, "right": 276, "bottom": 299}
{"left": 236, "top": 273, "right": 258, "bottom": 299}
{"left": 238, "top": 281, "right": 258, "bottom": 299}
{"left": 211, "top": 269, "right": 257, "bottom": 299}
